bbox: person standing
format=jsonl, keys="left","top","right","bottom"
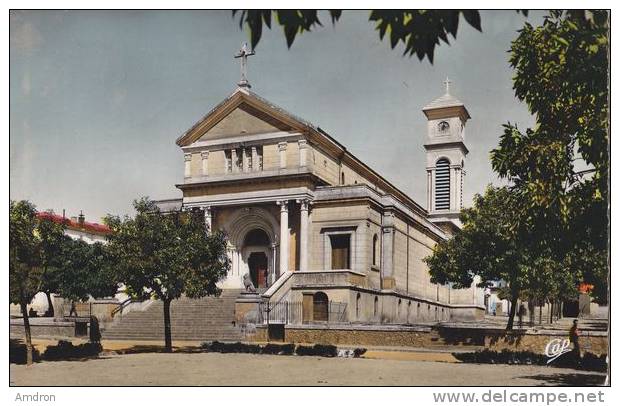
{"left": 69, "top": 301, "right": 78, "bottom": 317}
{"left": 569, "top": 319, "right": 581, "bottom": 362}
{"left": 518, "top": 303, "right": 526, "bottom": 329}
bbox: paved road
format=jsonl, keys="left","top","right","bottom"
{"left": 10, "top": 352, "right": 606, "bottom": 386}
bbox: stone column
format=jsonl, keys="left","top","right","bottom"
{"left": 201, "top": 151, "right": 209, "bottom": 176}
{"left": 202, "top": 206, "right": 212, "bottom": 233}
{"left": 456, "top": 167, "right": 463, "bottom": 209}
{"left": 426, "top": 169, "right": 432, "bottom": 212}
{"left": 381, "top": 212, "right": 395, "bottom": 290}
{"left": 251, "top": 146, "right": 258, "bottom": 172}
{"left": 451, "top": 166, "right": 458, "bottom": 210}
{"left": 298, "top": 139, "right": 308, "bottom": 167}
{"left": 271, "top": 243, "right": 278, "bottom": 281}
{"left": 297, "top": 199, "right": 309, "bottom": 272}
{"left": 231, "top": 148, "right": 239, "bottom": 173}
{"left": 184, "top": 153, "right": 192, "bottom": 178}
{"left": 430, "top": 169, "right": 436, "bottom": 212}
{"left": 278, "top": 142, "right": 288, "bottom": 169}
{"left": 277, "top": 200, "right": 289, "bottom": 274}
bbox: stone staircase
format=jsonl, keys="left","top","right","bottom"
{"left": 102, "top": 289, "right": 244, "bottom": 341}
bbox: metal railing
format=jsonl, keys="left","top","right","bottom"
{"left": 258, "top": 300, "right": 348, "bottom": 325}
{"left": 110, "top": 298, "right": 144, "bottom": 318}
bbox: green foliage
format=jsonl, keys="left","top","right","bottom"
{"left": 233, "top": 10, "right": 487, "bottom": 63}
{"left": 426, "top": 186, "right": 580, "bottom": 329}
{"left": 104, "top": 197, "right": 230, "bottom": 302}
{"left": 9, "top": 200, "right": 45, "bottom": 306}
{"left": 54, "top": 239, "right": 119, "bottom": 301}
{"left": 104, "top": 197, "right": 230, "bottom": 351}
{"left": 490, "top": 10, "right": 609, "bottom": 302}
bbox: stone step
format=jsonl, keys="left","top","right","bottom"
{"left": 102, "top": 290, "right": 244, "bottom": 340}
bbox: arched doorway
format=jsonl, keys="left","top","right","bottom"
{"left": 222, "top": 207, "right": 280, "bottom": 289}
{"left": 248, "top": 252, "right": 268, "bottom": 289}
{"left": 243, "top": 229, "right": 271, "bottom": 289}
{"left": 313, "top": 292, "right": 328, "bottom": 322}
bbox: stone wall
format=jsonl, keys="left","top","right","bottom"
{"left": 248, "top": 324, "right": 609, "bottom": 356}
{"left": 10, "top": 319, "right": 79, "bottom": 338}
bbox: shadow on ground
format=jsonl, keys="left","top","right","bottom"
{"left": 107, "top": 345, "right": 203, "bottom": 355}
{"left": 524, "top": 373, "right": 607, "bottom": 386}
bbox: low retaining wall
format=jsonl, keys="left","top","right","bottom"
{"left": 265, "top": 325, "right": 433, "bottom": 347}
{"left": 484, "top": 331, "right": 608, "bottom": 356}
{"left": 247, "top": 324, "right": 608, "bottom": 356}
{"left": 10, "top": 318, "right": 79, "bottom": 338}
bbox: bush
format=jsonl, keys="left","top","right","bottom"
{"left": 201, "top": 341, "right": 352, "bottom": 358}
{"left": 453, "top": 349, "right": 607, "bottom": 372}
{"left": 295, "top": 344, "right": 338, "bottom": 357}
{"left": 9, "top": 339, "right": 40, "bottom": 364}
{"left": 262, "top": 343, "right": 295, "bottom": 355}
{"left": 201, "top": 341, "right": 261, "bottom": 354}
{"left": 42, "top": 340, "right": 102, "bottom": 361}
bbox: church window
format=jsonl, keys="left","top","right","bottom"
{"left": 330, "top": 234, "right": 350, "bottom": 269}
{"left": 341, "top": 172, "right": 345, "bottom": 185}
{"left": 438, "top": 120, "right": 450, "bottom": 133}
{"left": 372, "top": 234, "right": 379, "bottom": 266}
{"left": 356, "top": 293, "right": 361, "bottom": 320}
{"left": 435, "top": 158, "right": 450, "bottom": 210}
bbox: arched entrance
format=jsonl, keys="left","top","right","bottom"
{"left": 241, "top": 228, "right": 274, "bottom": 289}
{"left": 221, "top": 207, "right": 280, "bottom": 289}
{"left": 244, "top": 229, "right": 271, "bottom": 289}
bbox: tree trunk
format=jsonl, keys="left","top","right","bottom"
{"left": 20, "top": 300, "right": 34, "bottom": 366}
{"left": 163, "top": 299, "right": 172, "bottom": 353}
{"left": 45, "top": 291, "right": 54, "bottom": 317}
{"left": 506, "top": 296, "right": 518, "bottom": 330}
{"left": 539, "top": 303, "right": 543, "bottom": 325}
{"left": 528, "top": 299, "right": 535, "bottom": 326}
{"left": 549, "top": 301, "right": 554, "bottom": 324}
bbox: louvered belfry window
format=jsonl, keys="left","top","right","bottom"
{"left": 435, "top": 158, "right": 451, "bottom": 210}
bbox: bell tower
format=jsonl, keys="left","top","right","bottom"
{"left": 422, "top": 78, "right": 470, "bottom": 231}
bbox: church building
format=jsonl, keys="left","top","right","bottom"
{"left": 156, "top": 46, "right": 484, "bottom": 324}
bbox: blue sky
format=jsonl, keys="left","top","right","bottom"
{"left": 10, "top": 10, "right": 542, "bottom": 221}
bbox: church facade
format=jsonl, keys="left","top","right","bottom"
{"left": 157, "top": 71, "right": 484, "bottom": 324}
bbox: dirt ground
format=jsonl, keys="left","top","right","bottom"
{"left": 10, "top": 352, "right": 606, "bottom": 386}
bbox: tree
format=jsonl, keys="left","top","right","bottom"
{"left": 233, "top": 10, "right": 485, "bottom": 63}
{"left": 9, "top": 200, "right": 64, "bottom": 364}
{"left": 55, "top": 238, "right": 119, "bottom": 303}
{"left": 104, "top": 198, "right": 230, "bottom": 352}
{"left": 10, "top": 201, "right": 120, "bottom": 364}
{"left": 491, "top": 10, "right": 609, "bottom": 303}
{"left": 425, "top": 186, "right": 579, "bottom": 330}
{"left": 36, "top": 213, "right": 67, "bottom": 317}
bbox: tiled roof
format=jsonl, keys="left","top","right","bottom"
{"left": 36, "top": 212, "right": 111, "bottom": 235}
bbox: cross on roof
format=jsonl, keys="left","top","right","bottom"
{"left": 235, "top": 43, "right": 255, "bottom": 88}
{"left": 444, "top": 76, "right": 452, "bottom": 94}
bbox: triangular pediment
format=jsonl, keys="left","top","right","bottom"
{"left": 176, "top": 88, "right": 312, "bottom": 146}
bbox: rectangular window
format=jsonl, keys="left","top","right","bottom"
{"left": 330, "top": 234, "right": 350, "bottom": 269}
